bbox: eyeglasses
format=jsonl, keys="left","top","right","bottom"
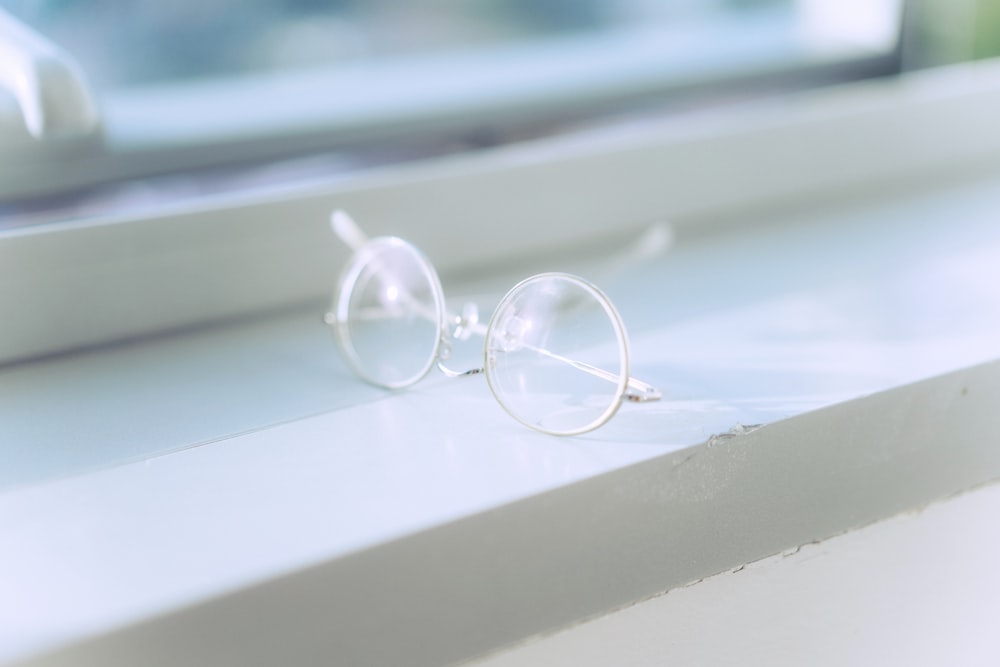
{"left": 324, "top": 210, "right": 660, "bottom": 435}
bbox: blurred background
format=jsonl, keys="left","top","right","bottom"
{"left": 0, "top": 0, "right": 998, "bottom": 220}
{"left": 5, "top": 0, "right": 809, "bottom": 89}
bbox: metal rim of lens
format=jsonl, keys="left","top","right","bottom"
{"left": 482, "top": 272, "right": 630, "bottom": 436}
{"left": 332, "top": 236, "right": 447, "bottom": 389}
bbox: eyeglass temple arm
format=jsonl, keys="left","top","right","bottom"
{"left": 331, "top": 209, "right": 371, "bottom": 250}
{"left": 531, "top": 345, "right": 660, "bottom": 403}
{"left": 330, "top": 210, "right": 660, "bottom": 403}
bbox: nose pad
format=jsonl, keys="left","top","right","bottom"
{"left": 498, "top": 314, "right": 530, "bottom": 353}
{"left": 452, "top": 302, "right": 480, "bottom": 341}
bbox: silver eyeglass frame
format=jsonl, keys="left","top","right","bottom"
{"left": 330, "top": 235, "right": 449, "bottom": 389}
{"left": 324, "top": 210, "right": 661, "bottom": 435}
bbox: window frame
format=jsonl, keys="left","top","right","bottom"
{"left": 3, "top": 58, "right": 1000, "bottom": 367}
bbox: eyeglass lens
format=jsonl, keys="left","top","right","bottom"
{"left": 336, "top": 238, "right": 444, "bottom": 389}
{"left": 485, "top": 274, "right": 629, "bottom": 435}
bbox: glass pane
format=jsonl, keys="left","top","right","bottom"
{"left": 0, "top": 0, "right": 905, "bottom": 212}
{"left": 2, "top": 1, "right": 798, "bottom": 93}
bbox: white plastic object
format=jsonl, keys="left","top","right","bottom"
{"left": 0, "top": 8, "right": 100, "bottom": 140}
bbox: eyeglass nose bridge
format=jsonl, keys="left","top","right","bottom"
{"left": 451, "top": 302, "right": 480, "bottom": 341}
{"left": 436, "top": 301, "right": 486, "bottom": 378}
{"left": 436, "top": 337, "right": 484, "bottom": 379}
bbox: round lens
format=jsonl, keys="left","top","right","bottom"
{"left": 483, "top": 273, "right": 630, "bottom": 435}
{"left": 332, "top": 237, "right": 445, "bottom": 388}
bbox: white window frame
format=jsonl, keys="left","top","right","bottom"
{"left": 3, "top": 57, "right": 1000, "bottom": 366}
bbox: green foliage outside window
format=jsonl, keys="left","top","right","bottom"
{"left": 975, "top": 0, "right": 1000, "bottom": 58}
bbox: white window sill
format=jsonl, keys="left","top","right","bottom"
{"left": 2, "top": 60, "right": 1000, "bottom": 666}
